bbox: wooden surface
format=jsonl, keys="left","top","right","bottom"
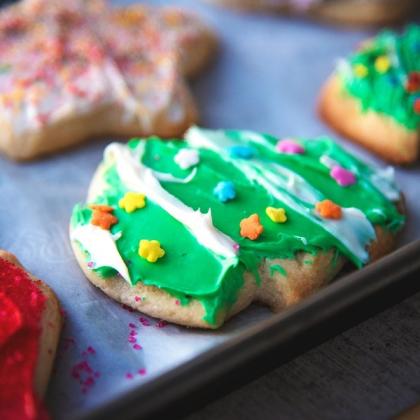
{"left": 187, "top": 292, "right": 420, "bottom": 419}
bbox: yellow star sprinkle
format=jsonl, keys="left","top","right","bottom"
{"left": 353, "top": 64, "right": 368, "bottom": 78}
{"left": 138, "top": 240, "right": 165, "bottom": 263}
{"left": 374, "top": 56, "right": 391, "bottom": 74}
{"left": 119, "top": 192, "right": 146, "bottom": 213}
{"left": 266, "top": 207, "right": 287, "bottom": 223}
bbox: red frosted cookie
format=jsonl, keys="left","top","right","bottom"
{"left": 0, "top": 250, "right": 62, "bottom": 420}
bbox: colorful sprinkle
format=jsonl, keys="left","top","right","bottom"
{"left": 213, "top": 181, "right": 236, "bottom": 203}
{"left": 240, "top": 214, "right": 264, "bottom": 240}
{"left": 315, "top": 200, "right": 342, "bottom": 220}
{"left": 138, "top": 240, "right": 165, "bottom": 263}
{"left": 90, "top": 204, "right": 118, "bottom": 230}
{"left": 276, "top": 139, "right": 305, "bottom": 154}
{"left": 265, "top": 207, "right": 287, "bottom": 223}
{"left": 138, "top": 368, "right": 147, "bottom": 376}
{"left": 374, "top": 56, "right": 391, "bottom": 74}
{"left": 406, "top": 72, "right": 420, "bottom": 93}
{"left": 174, "top": 148, "right": 200, "bottom": 169}
{"left": 414, "top": 98, "right": 420, "bottom": 114}
{"left": 227, "top": 145, "right": 255, "bottom": 159}
{"left": 330, "top": 165, "right": 356, "bottom": 187}
{"left": 139, "top": 317, "right": 151, "bottom": 327}
{"left": 353, "top": 63, "right": 368, "bottom": 78}
{"left": 119, "top": 192, "right": 146, "bottom": 213}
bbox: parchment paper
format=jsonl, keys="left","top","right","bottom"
{"left": 0, "top": 1, "right": 419, "bottom": 418}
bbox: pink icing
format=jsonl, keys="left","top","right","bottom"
{"left": 330, "top": 165, "right": 356, "bottom": 187}
{"left": 276, "top": 139, "right": 305, "bottom": 155}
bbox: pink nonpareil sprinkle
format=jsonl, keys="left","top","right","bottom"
{"left": 232, "top": 243, "right": 240, "bottom": 253}
{"left": 276, "top": 139, "right": 305, "bottom": 155}
{"left": 134, "top": 296, "right": 141, "bottom": 302}
{"left": 156, "top": 320, "right": 168, "bottom": 329}
{"left": 133, "top": 344, "right": 142, "bottom": 350}
{"left": 139, "top": 317, "right": 151, "bottom": 326}
{"left": 128, "top": 323, "right": 137, "bottom": 329}
{"left": 138, "top": 368, "right": 146, "bottom": 376}
{"left": 175, "top": 300, "right": 180, "bottom": 306}
{"left": 330, "top": 165, "right": 356, "bottom": 187}
{"left": 128, "top": 336, "right": 136, "bottom": 343}
{"left": 126, "top": 373, "right": 134, "bottom": 380}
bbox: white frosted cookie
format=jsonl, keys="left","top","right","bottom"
{"left": 0, "top": 0, "right": 216, "bottom": 160}
{"left": 319, "top": 26, "right": 420, "bottom": 164}
{"left": 0, "top": 250, "right": 62, "bottom": 419}
{"left": 70, "top": 127, "right": 405, "bottom": 329}
{"left": 205, "top": 0, "right": 416, "bottom": 27}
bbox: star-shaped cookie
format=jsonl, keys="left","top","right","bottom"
{"left": 0, "top": 0, "right": 216, "bottom": 160}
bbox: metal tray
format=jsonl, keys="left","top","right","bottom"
{"left": 0, "top": 1, "right": 419, "bottom": 419}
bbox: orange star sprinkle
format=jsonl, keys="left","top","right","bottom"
{"left": 240, "top": 214, "right": 264, "bottom": 240}
{"left": 315, "top": 200, "right": 342, "bottom": 220}
{"left": 90, "top": 204, "right": 118, "bottom": 230}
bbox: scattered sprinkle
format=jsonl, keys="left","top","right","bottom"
{"left": 316, "top": 199, "right": 342, "bottom": 220}
{"left": 138, "top": 240, "right": 165, "bottom": 263}
{"left": 174, "top": 148, "right": 200, "bottom": 169}
{"left": 330, "top": 165, "right": 356, "bottom": 187}
{"left": 265, "top": 207, "right": 287, "bottom": 223}
{"left": 406, "top": 72, "right": 420, "bottom": 93}
{"left": 138, "top": 368, "right": 147, "bottom": 376}
{"left": 139, "top": 317, "right": 151, "bottom": 327}
{"left": 276, "top": 139, "right": 305, "bottom": 154}
{"left": 227, "top": 145, "right": 255, "bottom": 159}
{"left": 414, "top": 98, "right": 420, "bottom": 114}
{"left": 134, "top": 296, "right": 142, "bottom": 302}
{"left": 90, "top": 204, "right": 118, "bottom": 230}
{"left": 240, "top": 214, "right": 264, "bottom": 240}
{"left": 156, "top": 320, "right": 168, "bottom": 328}
{"left": 353, "top": 63, "right": 368, "bottom": 78}
{"left": 133, "top": 344, "right": 142, "bottom": 350}
{"left": 213, "top": 181, "right": 236, "bottom": 203}
{"left": 233, "top": 243, "right": 240, "bottom": 253}
{"left": 374, "top": 55, "right": 391, "bottom": 73}
{"left": 119, "top": 192, "right": 146, "bottom": 213}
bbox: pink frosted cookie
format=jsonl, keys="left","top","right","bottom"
{"left": 0, "top": 0, "right": 216, "bottom": 160}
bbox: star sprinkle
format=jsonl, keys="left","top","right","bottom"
{"left": 138, "top": 240, "right": 165, "bottom": 263}
{"left": 213, "top": 181, "right": 236, "bottom": 203}
{"left": 227, "top": 145, "right": 256, "bottom": 159}
{"left": 174, "top": 148, "right": 200, "bottom": 170}
{"left": 119, "top": 192, "right": 146, "bottom": 213}
{"left": 90, "top": 204, "right": 118, "bottom": 230}
{"left": 353, "top": 63, "right": 368, "bottom": 78}
{"left": 315, "top": 200, "right": 342, "bottom": 220}
{"left": 0, "top": 0, "right": 215, "bottom": 160}
{"left": 374, "top": 56, "right": 391, "bottom": 74}
{"left": 265, "top": 207, "right": 287, "bottom": 223}
{"left": 276, "top": 139, "right": 305, "bottom": 154}
{"left": 330, "top": 165, "right": 356, "bottom": 187}
{"left": 406, "top": 72, "right": 420, "bottom": 93}
{"left": 414, "top": 98, "right": 420, "bottom": 114}
{"left": 240, "top": 214, "right": 264, "bottom": 240}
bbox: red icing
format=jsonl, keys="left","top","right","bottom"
{"left": 0, "top": 257, "right": 49, "bottom": 420}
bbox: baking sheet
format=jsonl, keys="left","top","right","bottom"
{"left": 0, "top": 1, "right": 419, "bottom": 419}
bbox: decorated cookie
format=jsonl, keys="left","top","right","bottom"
{"left": 205, "top": 0, "right": 416, "bottom": 27}
{"left": 319, "top": 25, "right": 420, "bottom": 164}
{"left": 0, "top": 0, "right": 216, "bottom": 161}
{"left": 0, "top": 250, "right": 62, "bottom": 420}
{"left": 70, "top": 127, "right": 405, "bottom": 329}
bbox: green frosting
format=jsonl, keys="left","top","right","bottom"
{"left": 338, "top": 25, "right": 420, "bottom": 130}
{"left": 71, "top": 128, "right": 404, "bottom": 325}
